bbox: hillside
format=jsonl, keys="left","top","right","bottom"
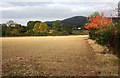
{"left": 62, "top": 16, "right": 88, "bottom": 28}
{"left": 45, "top": 16, "right": 88, "bottom": 28}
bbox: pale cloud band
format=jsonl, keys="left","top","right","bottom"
{"left": 1, "top": 0, "right": 119, "bottom": 2}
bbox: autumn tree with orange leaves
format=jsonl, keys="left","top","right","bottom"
{"left": 84, "top": 12, "right": 113, "bottom": 40}
{"left": 85, "top": 13, "right": 112, "bottom": 30}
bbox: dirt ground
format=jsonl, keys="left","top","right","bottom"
{"left": 2, "top": 35, "right": 118, "bottom": 76}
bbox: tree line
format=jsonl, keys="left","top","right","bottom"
{"left": 0, "top": 20, "right": 73, "bottom": 37}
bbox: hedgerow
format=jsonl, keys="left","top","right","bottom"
{"left": 85, "top": 12, "right": 120, "bottom": 54}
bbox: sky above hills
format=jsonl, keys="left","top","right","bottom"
{"left": 0, "top": 0, "right": 119, "bottom": 25}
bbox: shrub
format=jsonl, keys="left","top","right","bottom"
{"left": 114, "top": 23, "right": 120, "bottom": 54}
{"left": 95, "top": 24, "right": 116, "bottom": 45}
{"left": 94, "top": 23, "right": 120, "bottom": 54}
{"left": 95, "top": 31, "right": 108, "bottom": 45}
{"left": 88, "top": 29, "right": 97, "bottom": 39}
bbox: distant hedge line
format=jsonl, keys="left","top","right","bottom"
{"left": 1, "top": 20, "right": 74, "bottom": 37}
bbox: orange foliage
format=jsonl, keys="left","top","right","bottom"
{"left": 85, "top": 15, "right": 112, "bottom": 30}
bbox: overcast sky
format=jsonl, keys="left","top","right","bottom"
{"left": 0, "top": 0, "right": 119, "bottom": 25}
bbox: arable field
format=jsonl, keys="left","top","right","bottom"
{"left": 2, "top": 35, "right": 118, "bottom": 76}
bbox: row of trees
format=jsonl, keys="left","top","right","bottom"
{"left": 1, "top": 20, "right": 72, "bottom": 37}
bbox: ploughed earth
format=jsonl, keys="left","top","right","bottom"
{"left": 2, "top": 35, "right": 118, "bottom": 76}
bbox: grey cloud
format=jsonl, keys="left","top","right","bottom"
{"left": 1, "top": 1, "right": 118, "bottom": 25}
{"left": 7, "top": 2, "right": 54, "bottom": 6}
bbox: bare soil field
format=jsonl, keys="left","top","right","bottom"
{"left": 2, "top": 35, "right": 118, "bottom": 76}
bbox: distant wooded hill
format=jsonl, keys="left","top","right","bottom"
{"left": 45, "top": 16, "right": 88, "bottom": 29}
